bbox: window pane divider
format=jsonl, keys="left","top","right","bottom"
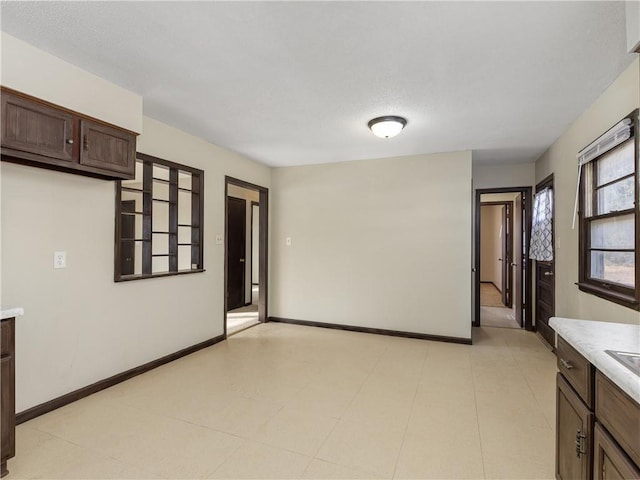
{"left": 595, "top": 172, "right": 635, "bottom": 190}
{"left": 588, "top": 248, "right": 634, "bottom": 253}
{"left": 152, "top": 177, "right": 171, "bottom": 184}
{"left": 152, "top": 253, "right": 176, "bottom": 257}
{"left": 586, "top": 209, "right": 635, "bottom": 221}
{"left": 121, "top": 186, "right": 150, "bottom": 193}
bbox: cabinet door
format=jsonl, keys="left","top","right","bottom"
{"left": 79, "top": 120, "right": 135, "bottom": 179}
{"left": 1, "top": 92, "right": 75, "bottom": 162}
{"left": 593, "top": 423, "right": 640, "bottom": 480}
{"left": 557, "top": 373, "right": 593, "bottom": 480}
{"left": 0, "top": 355, "right": 15, "bottom": 462}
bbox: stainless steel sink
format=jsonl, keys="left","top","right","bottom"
{"left": 606, "top": 350, "right": 640, "bottom": 376}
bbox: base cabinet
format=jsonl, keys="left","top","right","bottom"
{"left": 0, "top": 318, "right": 15, "bottom": 478}
{"left": 555, "top": 334, "right": 640, "bottom": 480}
{"left": 556, "top": 373, "right": 593, "bottom": 480}
{"left": 593, "top": 423, "right": 640, "bottom": 480}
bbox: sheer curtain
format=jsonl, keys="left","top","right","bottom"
{"left": 530, "top": 188, "right": 553, "bottom": 261}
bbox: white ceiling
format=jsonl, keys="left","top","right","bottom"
{"left": 0, "top": 1, "right": 635, "bottom": 167}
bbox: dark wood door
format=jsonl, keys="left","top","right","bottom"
{"left": 1, "top": 91, "right": 75, "bottom": 162}
{"left": 513, "top": 194, "right": 524, "bottom": 327}
{"left": 79, "top": 119, "right": 135, "bottom": 179}
{"left": 536, "top": 261, "right": 555, "bottom": 346}
{"left": 501, "top": 203, "right": 513, "bottom": 308}
{"left": 120, "top": 201, "right": 136, "bottom": 276}
{"left": 227, "top": 197, "right": 246, "bottom": 311}
{"left": 557, "top": 374, "right": 593, "bottom": 480}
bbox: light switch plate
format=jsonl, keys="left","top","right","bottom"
{"left": 54, "top": 251, "right": 66, "bottom": 269}
{"left": 215, "top": 235, "right": 223, "bottom": 245}
{"left": 285, "top": 237, "right": 292, "bottom": 246}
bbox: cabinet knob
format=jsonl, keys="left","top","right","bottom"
{"left": 66, "top": 139, "right": 74, "bottom": 145}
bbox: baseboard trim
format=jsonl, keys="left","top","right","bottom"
{"left": 267, "top": 317, "right": 472, "bottom": 345}
{"left": 16, "top": 334, "right": 225, "bottom": 425}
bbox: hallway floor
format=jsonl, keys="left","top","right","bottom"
{"left": 227, "top": 285, "right": 259, "bottom": 336}
{"left": 11, "top": 323, "right": 556, "bottom": 479}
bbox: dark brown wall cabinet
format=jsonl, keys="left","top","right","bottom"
{"left": 1, "top": 88, "right": 137, "bottom": 180}
{"left": 555, "top": 336, "right": 640, "bottom": 480}
{"left": 0, "top": 318, "right": 15, "bottom": 478}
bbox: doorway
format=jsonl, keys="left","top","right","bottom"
{"left": 225, "top": 177, "right": 268, "bottom": 337}
{"left": 475, "top": 187, "right": 532, "bottom": 330}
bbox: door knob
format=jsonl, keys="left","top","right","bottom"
{"left": 239, "top": 258, "right": 245, "bottom": 263}
{"left": 511, "top": 263, "right": 517, "bottom": 267}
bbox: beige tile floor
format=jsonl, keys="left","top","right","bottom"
{"left": 9, "top": 323, "right": 557, "bottom": 479}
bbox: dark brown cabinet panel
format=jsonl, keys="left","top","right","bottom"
{"left": 1, "top": 88, "right": 137, "bottom": 180}
{"left": 596, "top": 372, "right": 640, "bottom": 468}
{"left": 79, "top": 120, "right": 135, "bottom": 177}
{"left": 1, "top": 91, "right": 75, "bottom": 163}
{"left": 0, "top": 318, "right": 15, "bottom": 478}
{"left": 556, "top": 373, "right": 593, "bottom": 480}
{"left": 593, "top": 423, "right": 640, "bottom": 480}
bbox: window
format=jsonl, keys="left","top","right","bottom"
{"left": 578, "top": 110, "right": 639, "bottom": 310}
{"left": 115, "top": 153, "right": 204, "bottom": 281}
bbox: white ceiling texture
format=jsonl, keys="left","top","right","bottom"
{"left": 0, "top": 1, "right": 635, "bottom": 167}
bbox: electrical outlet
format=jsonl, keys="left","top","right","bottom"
{"left": 215, "top": 235, "right": 223, "bottom": 245}
{"left": 54, "top": 251, "right": 66, "bottom": 269}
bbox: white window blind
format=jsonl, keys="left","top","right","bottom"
{"left": 572, "top": 118, "right": 632, "bottom": 228}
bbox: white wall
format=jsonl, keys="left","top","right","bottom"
{"left": 2, "top": 116, "right": 270, "bottom": 412}
{"left": 472, "top": 163, "right": 535, "bottom": 191}
{"left": 0, "top": 35, "right": 271, "bottom": 411}
{"left": 480, "top": 205, "right": 503, "bottom": 290}
{"left": 534, "top": 57, "right": 640, "bottom": 325}
{"left": 270, "top": 151, "right": 472, "bottom": 340}
{"left": 0, "top": 32, "right": 142, "bottom": 133}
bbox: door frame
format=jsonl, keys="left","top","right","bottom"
{"left": 474, "top": 186, "right": 532, "bottom": 330}
{"left": 479, "top": 201, "right": 514, "bottom": 307}
{"left": 250, "top": 201, "right": 260, "bottom": 286}
{"left": 224, "top": 176, "right": 269, "bottom": 338}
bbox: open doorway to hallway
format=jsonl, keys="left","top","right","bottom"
{"left": 225, "top": 177, "right": 269, "bottom": 337}
{"left": 475, "top": 187, "right": 532, "bottom": 330}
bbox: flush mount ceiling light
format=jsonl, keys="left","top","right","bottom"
{"left": 367, "top": 116, "right": 407, "bottom": 138}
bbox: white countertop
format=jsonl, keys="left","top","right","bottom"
{"left": 550, "top": 317, "right": 640, "bottom": 405}
{"left": 1, "top": 306, "right": 24, "bottom": 320}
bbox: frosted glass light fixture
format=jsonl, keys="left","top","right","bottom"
{"left": 368, "top": 116, "right": 407, "bottom": 138}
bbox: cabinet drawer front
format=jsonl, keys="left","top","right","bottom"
{"left": 0, "top": 319, "right": 13, "bottom": 356}
{"left": 79, "top": 120, "right": 135, "bottom": 178}
{"left": 1, "top": 92, "right": 74, "bottom": 162}
{"left": 593, "top": 423, "right": 640, "bottom": 480}
{"left": 596, "top": 371, "right": 640, "bottom": 467}
{"left": 557, "top": 336, "right": 593, "bottom": 407}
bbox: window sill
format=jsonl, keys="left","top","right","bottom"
{"left": 115, "top": 269, "right": 205, "bottom": 282}
{"left": 576, "top": 282, "right": 639, "bottom": 311}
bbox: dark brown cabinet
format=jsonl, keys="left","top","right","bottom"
{"left": 593, "top": 423, "right": 640, "bottom": 480}
{"left": 556, "top": 373, "right": 593, "bottom": 480}
{"left": 1, "top": 88, "right": 137, "bottom": 180}
{"left": 555, "top": 335, "right": 640, "bottom": 480}
{"left": 0, "top": 318, "right": 15, "bottom": 478}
